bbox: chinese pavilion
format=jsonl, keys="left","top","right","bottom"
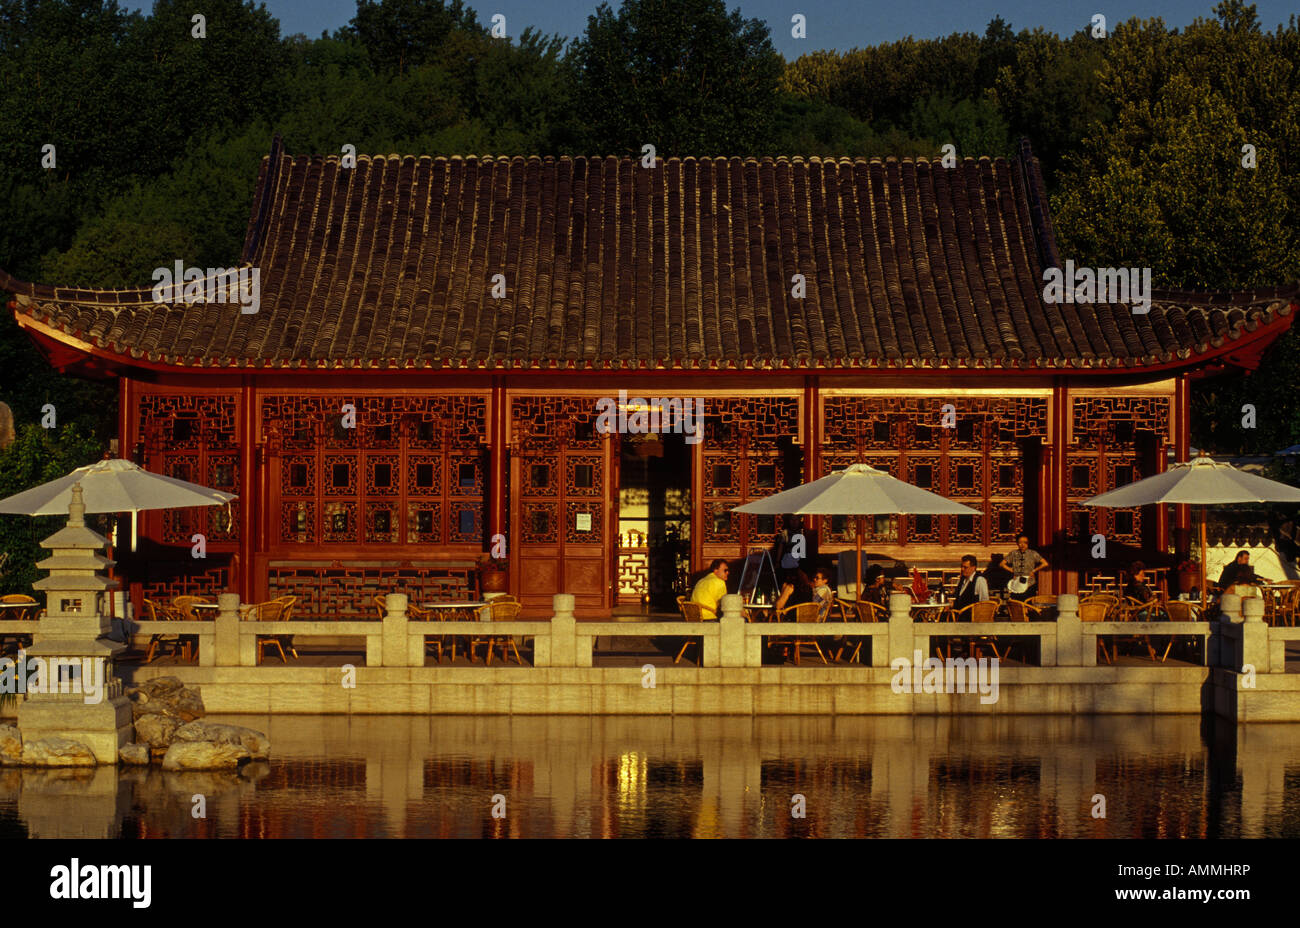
{"left": 4, "top": 138, "right": 1296, "bottom": 617}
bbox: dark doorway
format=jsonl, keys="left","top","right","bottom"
{"left": 617, "top": 433, "right": 692, "bottom": 611}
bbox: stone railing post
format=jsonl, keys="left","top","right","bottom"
{"left": 887, "top": 592, "right": 914, "bottom": 667}
{"left": 212, "top": 593, "right": 240, "bottom": 667}
{"left": 382, "top": 593, "right": 414, "bottom": 666}
{"left": 1217, "top": 593, "right": 1242, "bottom": 670}
{"left": 1241, "top": 597, "right": 1272, "bottom": 674}
{"left": 1055, "top": 594, "right": 1081, "bottom": 666}
{"left": 717, "top": 594, "right": 748, "bottom": 666}
{"left": 542, "top": 594, "right": 577, "bottom": 667}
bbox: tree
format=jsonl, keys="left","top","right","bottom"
{"left": 0, "top": 422, "right": 105, "bottom": 595}
{"left": 568, "top": 0, "right": 783, "bottom": 156}
{"left": 343, "top": 0, "right": 479, "bottom": 74}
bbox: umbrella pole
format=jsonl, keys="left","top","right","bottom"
{"left": 855, "top": 515, "right": 864, "bottom": 602}
{"left": 132, "top": 510, "right": 138, "bottom": 553}
{"left": 1200, "top": 506, "right": 1207, "bottom": 611}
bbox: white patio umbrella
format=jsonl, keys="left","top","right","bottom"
{"left": 1084, "top": 454, "right": 1300, "bottom": 604}
{"left": 733, "top": 463, "right": 980, "bottom": 597}
{"left": 0, "top": 458, "right": 236, "bottom": 551}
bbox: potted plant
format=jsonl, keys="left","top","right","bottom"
{"left": 479, "top": 553, "right": 509, "bottom": 593}
{"left": 1176, "top": 559, "right": 1197, "bottom": 595}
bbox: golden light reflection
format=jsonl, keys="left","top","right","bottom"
{"left": 616, "top": 751, "right": 646, "bottom": 809}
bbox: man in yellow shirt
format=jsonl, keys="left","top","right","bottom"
{"left": 690, "top": 558, "right": 730, "bottom": 619}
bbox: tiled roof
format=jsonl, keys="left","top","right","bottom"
{"left": 3, "top": 138, "right": 1296, "bottom": 371}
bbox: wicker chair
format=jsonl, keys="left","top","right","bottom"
{"left": 1, "top": 593, "right": 41, "bottom": 656}
{"left": 141, "top": 597, "right": 190, "bottom": 663}
{"left": 1117, "top": 596, "right": 1171, "bottom": 662}
{"left": 775, "top": 602, "right": 827, "bottom": 665}
{"left": 1079, "top": 594, "right": 1119, "bottom": 664}
{"left": 675, "top": 597, "right": 706, "bottom": 664}
{"left": 243, "top": 596, "right": 298, "bottom": 663}
{"left": 473, "top": 600, "right": 524, "bottom": 665}
{"left": 835, "top": 599, "right": 885, "bottom": 664}
{"left": 945, "top": 601, "right": 1001, "bottom": 660}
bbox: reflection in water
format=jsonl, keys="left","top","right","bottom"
{"left": 1, "top": 715, "right": 1299, "bottom": 838}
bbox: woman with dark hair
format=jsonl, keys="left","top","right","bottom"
{"left": 775, "top": 568, "right": 814, "bottom": 613}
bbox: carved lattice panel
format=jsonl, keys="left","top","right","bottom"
{"left": 564, "top": 456, "right": 604, "bottom": 498}
{"left": 268, "top": 563, "right": 476, "bottom": 619}
{"left": 989, "top": 503, "right": 1023, "bottom": 543}
{"left": 905, "top": 514, "right": 941, "bottom": 544}
{"left": 281, "top": 501, "right": 316, "bottom": 544}
{"left": 263, "top": 394, "right": 487, "bottom": 548}
{"left": 322, "top": 502, "right": 357, "bottom": 543}
{"left": 1070, "top": 396, "right": 1170, "bottom": 447}
{"left": 947, "top": 455, "right": 984, "bottom": 499}
{"left": 565, "top": 501, "right": 603, "bottom": 544}
{"left": 823, "top": 396, "right": 1047, "bottom": 452}
{"left": 261, "top": 395, "right": 486, "bottom": 451}
{"left": 140, "top": 563, "right": 231, "bottom": 604}
{"left": 139, "top": 394, "right": 238, "bottom": 449}
{"left": 703, "top": 397, "right": 799, "bottom": 450}
{"left": 405, "top": 501, "right": 444, "bottom": 544}
{"left": 704, "top": 502, "right": 740, "bottom": 545}
{"left": 365, "top": 502, "right": 399, "bottom": 543}
{"left": 510, "top": 396, "right": 602, "bottom": 451}
{"left": 618, "top": 548, "right": 650, "bottom": 598}
{"left": 364, "top": 455, "right": 400, "bottom": 497}
{"left": 521, "top": 503, "right": 558, "bottom": 543}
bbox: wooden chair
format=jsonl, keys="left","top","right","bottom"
{"left": 1117, "top": 596, "right": 1171, "bottom": 662}
{"left": 474, "top": 601, "right": 523, "bottom": 665}
{"left": 141, "top": 597, "right": 189, "bottom": 663}
{"left": 944, "top": 601, "right": 1001, "bottom": 660}
{"left": 404, "top": 601, "right": 450, "bottom": 662}
{"left": 775, "top": 602, "right": 827, "bottom": 665}
{"left": 1006, "top": 599, "right": 1040, "bottom": 623}
{"left": 1276, "top": 583, "right": 1300, "bottom": 628}
{"left": 835, "top": 599, "right": 884, "bottom": 664}
{"left": 243, "top": 596, "right": 298, "bottom": 663}
{"left": 0, "top": 594, "right": 40, "bottom": 656}
{"left": 1079, "top": 594, "right": 1119, "bottom": 664}
{"left": 675, "top": 598, "right": 706, "bottom": 664}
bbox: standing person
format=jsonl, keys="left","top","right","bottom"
{"left": 690, "top": 558, "right": 729, "bottom": 620}
{"left": 953, "top": 555, "right": 989, "bottom": 610}
{"left": 1005, "top": 534, "right": 1048, "bottom": 601}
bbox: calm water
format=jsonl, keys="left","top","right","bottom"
{"left": 3, "top": 715, "right": 1299, "bottom": 838}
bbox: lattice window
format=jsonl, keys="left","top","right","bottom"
{"left": 565, "top": 457, "right": 603, "bottom": 498}
{"left": 820, "top": 396, "right": 1047, "bottom": 548}
{"left": 522, "top": 502, "right": 558, "bottom": 543}
{"left": 139, "top": 394, "right": 241, "bottom": 545}
{"left": 565, "top": 501, "right": 603, "bottom": 544}
{"left": 262, "top": 394, "right": 488, "bottom": 547}
{"left": 510, "top": 396, "right": 602, "bottom": 451}
{"left": 282, "top": 501, "right": 316, "bottom": 544}
{"left": 140, "top": 563, "right": 231, "bottom": 604}
{"left": 1070, "top": 397, "right": 1170, "bottom": 447}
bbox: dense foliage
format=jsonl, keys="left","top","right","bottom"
{"left": 0, "top": 0, "right": 1297, "bottom": 528}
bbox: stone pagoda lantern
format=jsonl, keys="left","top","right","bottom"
{"left": 17, "top": 484, "right": 132, "bottom": 763}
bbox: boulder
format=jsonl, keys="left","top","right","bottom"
{"left": 161, "top": 741, "right": 249, "bottom": 771}
{"left": 174, "top": 721, "right": 270, "bottom": 759}
{"left": 130, "top": 683, "right": 205, "bottom": 722}
{"left": 22, "top": 737, "right": 97, "bottom": 767}
{"left": 134, "top": 713, "right": 181, "bottom": 750}
{"left": 0, "top": 724, "right": 22, "bottom": 766}
{"left": 135, "top": 676, "right": 184, "bottom": 698}
{"left": 119, "top": 743, "right": 150, "bottom": 766}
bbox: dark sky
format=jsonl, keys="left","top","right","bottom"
{"left": 129, "top": 0, "right": 1298, "bottom": 55}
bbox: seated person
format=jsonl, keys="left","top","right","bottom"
{"left": 1217, "top": 550, "right": 1253, "bottom": 590}
{"left": 860, "top": 565, "right": 889, "bottom": 609}
{"left": 984, "top": 554, "right": 1013, "bottom": 593}
{"left": 1123, "top": 561, "right": 1155, "bottom": 604}
{"left": 952, "top": 554, "right": 989, "bottom": 611}
{"left": 1227, "top": 566, "right": 1261, "bottom": 597}
{"left": 775, "top": 569, "right": 814, "bottom": 613}
{"left": 689, "top": 558, "right": 729, "bottom": 619}
{"left": 810, "top": 567, "right": 834, "bottom": 607}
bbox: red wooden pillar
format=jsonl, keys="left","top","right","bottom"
{"left": 802, "top": 378, "right": 819, "bottom": 542}
{"left": 1174, "top": 374, "right": 1192, "bottom": 561}
{"left": 1050, "top": 380, "right": 1071, "bottom": 594}
{"left": 489, "top": 377, "right": 506, "bottom": 546}
{"left": 239, "top": 379, "right": 257, "bottom": 602}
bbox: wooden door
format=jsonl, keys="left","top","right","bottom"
{"left": 511, "top": 399, "right": 614, "bottom": 616}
